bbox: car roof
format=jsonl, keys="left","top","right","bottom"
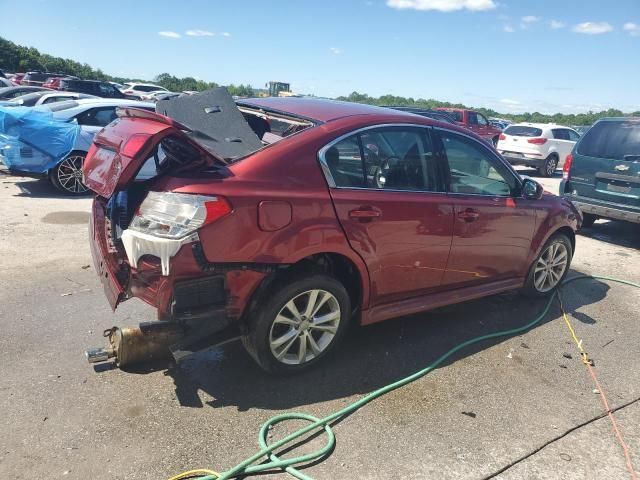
{"left": 128, "top": 83, "right": 163, "bottom": 87}
{"left": 509, "top": 122, "right": 576, "bottom": 129}
{"left": 237, "top": 96, "right": 419, "bottom": 123}
{"left": 52, "top": 99, "right": 154, "bottom": 116}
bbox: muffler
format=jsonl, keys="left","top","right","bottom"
{"left": 86, "top": 322, "right": 186, "bottom": 367}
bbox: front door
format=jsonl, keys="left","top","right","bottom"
{"left": 322, "top": 126, "right": 454, "bottom": 306}
{"left": 435, "top": 129, "right": 536, "bottom": 287}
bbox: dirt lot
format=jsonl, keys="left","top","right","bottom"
{"left": 1, "top": 167, "right": 639, "bottom": 479}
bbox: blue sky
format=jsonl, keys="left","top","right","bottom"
{"left": 1, "top": 0, "right": 639, "bottom": 114}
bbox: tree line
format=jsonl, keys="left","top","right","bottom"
{"left": 2, "top": 36, "right": 636, "bottom": 124}
{"left": 0, "top": 36, "right": 254, "bottom": 97}
{"left": 335, "top": 92, "right": 639, "bottom": 126}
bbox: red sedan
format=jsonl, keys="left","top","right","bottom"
{"left": 83, "top": 90, "right": 580, "bottom": 373}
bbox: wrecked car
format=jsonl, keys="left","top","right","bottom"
{"left": 83, "top": 88, "right": 580, "bottom": 374}
{"left": 0, "top": 99, "right": 153, "bottom": 195}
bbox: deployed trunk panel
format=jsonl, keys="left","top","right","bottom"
{"left": 155, "top": 87, "right": 262, "bottom": 161}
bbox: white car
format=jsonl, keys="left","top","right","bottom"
{"left": 0, "top": 98, "right": 154, "bottom": 195}
{"left": 6, "top": 91, "right": 98, "bottom": 107}
{"left": 497, "top": 123, "right": 581, "bottom": 177}
{"left": 121, "top": 83, "right": 168, "bottom": 99}
{"left": 140, "top": 90, "right": 181, "bottom": 102}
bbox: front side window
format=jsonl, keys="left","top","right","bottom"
{"left": 440, "top": 131, "right": 514, "bottom": 196}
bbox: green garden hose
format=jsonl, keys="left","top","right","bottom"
{"left": 170, "top": 275, "right": 640, "bottom": 480}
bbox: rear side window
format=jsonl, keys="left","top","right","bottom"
{"left": 323, "top": 136, "right": 365, "bottom": 188}
{"left": 577, "top": 120, "right": 640, "bottom": 160}
{"left": 360, "top": 127, "right": 436, "bottom": 191}
{"left": 135, "top": 85, "right": 161, "bottom": 92}
{"left": 504, "top": 126, "right": 543, "bottom": 137}
{"left": 552, "top": 129, "right": 570, "bottom": 140}
{"left": 446, "top": 110, "right": 463, "bottom": 122}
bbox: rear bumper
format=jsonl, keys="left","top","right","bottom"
{"left": 89, "top": 197, "right": 268, "bottom": 321}
{"left": 500, "top": 153, "right": 543, "bottom": 167}
{"left": 561, "top": 190, "right": 640, "bottom": 224}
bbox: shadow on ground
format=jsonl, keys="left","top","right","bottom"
{"left": 133, "top": 270, "right": 611, "bottom": 411}
{"left": 578, "top": 219, "right": 640, "bottom": 250}
{"left": 0, "top": 169, "right": 91, "bottom": 199}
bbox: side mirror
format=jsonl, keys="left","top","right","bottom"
{"left": 522, "top": 177, "right": 544, "bottom": 200}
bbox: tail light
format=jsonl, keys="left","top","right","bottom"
{"left": 128, "top": 192, "right": 232, "bottom": 239}
{"left": 563, "top": 153, "right": 573, "bottom": 180}
{"left": 499, "top": 133, "right": 506, "bottom": 140}
{"left": 121, "top": 133, "right": 152, "bottom": 158}
{"left": 527, "top": 137, "right": 548, "bottom": 145}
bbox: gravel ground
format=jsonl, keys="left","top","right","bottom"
{"left": 1, "top": 167, "right": 638, "bottom": 479}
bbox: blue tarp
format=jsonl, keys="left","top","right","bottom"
{"left": 0, "top": 106, "right": 79, "bottom": 173}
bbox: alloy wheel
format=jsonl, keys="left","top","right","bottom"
{"left": 56, "top": 155, "right": 88, "bottom": 194}
{"left": 533, "top": 242, "right": 568, "bottom": 292}
{"left": 546, "top": 157, "right": 558, "bottom": 176}
{"left": 269, "top": 289, "right": 341, "bottom": 365}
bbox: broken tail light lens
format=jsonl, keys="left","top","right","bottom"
{"left": 128, "top": 192, "right": 232, "bottom": 239}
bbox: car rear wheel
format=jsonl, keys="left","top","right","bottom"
{"left": 538, "top": 154, "right": 558, "bottom": 177}
{"left": 492, "top": 136, "right": 499, "bottom": 147}
{"left": 49, "top": 152, "right": 90, "bottom": 195}
{"left": 242, "top": 274, "right": 351, "bottom": 374}
{"left": 523, "top": 233, "right": 572, "bottom": 297}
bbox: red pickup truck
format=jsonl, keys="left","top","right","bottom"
{"left": 435, "top": 108, "right": 502, "bottom": 146}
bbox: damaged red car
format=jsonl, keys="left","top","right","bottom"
{"left": 83, "top": 88, "right": 580, "bottom": 374}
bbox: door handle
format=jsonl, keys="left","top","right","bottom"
{"left": 457, "top": 208, "right": 480, "bottom": 222}
{"left": 349, "top": 207, "right": 382, "bottom": 220}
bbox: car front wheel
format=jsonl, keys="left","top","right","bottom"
{"left": 49, "top": 152, "right": 90, "bottom": 195}
{"left": 523, "top": 233, "right": 572, "bottom": 297}
{"left": 242, "top": 274, "right": 351, "bottom": 374}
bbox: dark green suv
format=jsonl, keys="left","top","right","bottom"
{"left": 560, "top": 118, "right": 640, "bottom": 227}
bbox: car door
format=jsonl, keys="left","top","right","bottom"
{"left": 74, "top": 107, "right": 118, "bottom": 150}
{"left": 468, "top": 111, "right": 489, "bottom": 139}
{"left": 551, "top": 128, "right": 574, "bottom": 166}
{"left": 435, "top": 128, "right": 536, "bottom": 288}
{"left": 321, "top": 125, "right": 454, "bottom": 306}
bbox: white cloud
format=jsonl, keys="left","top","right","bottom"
{"left": 386, "top": 0, "right": 496, "bottom": 12}
{"left": 572, "top": 22, "right": 613, "bottom": 34}
{"left": 623, "top": 22, "right": 640, "bottom": 36}
{"left": 158, "top": 31, "right": 181, "bottom": 38}
{"left": 186, "top": 29, "right": 215, "bottom": 37}
{"left": 221, "top": 32, "right": 231, "bottom": 37}
{"left": 500, "top": 98, "right": 520, "bottom": 105}
{"left": 503, "top": 25, "right": 515, "bottom": 33}
{"left": 329, "top": 47, "right": 343, "bottom": 54}
{"left": 521, "top": 15, "right": 540, "bottom": 23}
{"left": 549, "top": 19, "right": 565, "bottom": 29}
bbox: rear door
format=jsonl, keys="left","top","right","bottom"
{"left": 551, "top": 128, "right": 575, "bottom": 165}
{"left": 571, "top": 119, "right": 640, "bottom": 206}
{"left": 322, "top": 125, "right": 454, "bottom": 306}
{"left": 435, "top": 128, "right": 535, "bottom": 287}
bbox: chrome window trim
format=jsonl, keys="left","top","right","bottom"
{"left": 317, "top": 123, "right": 436, "bottom": 191}
{"left": 433, "top": 126, "right": 523, "bottom": 197}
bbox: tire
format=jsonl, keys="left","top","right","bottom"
{"left": 538, "top": 154, "right": 558, "bottom": 177}
{"left": 492, "top": 136, "right": 500, "bottom": 147}
{"left": 49, "top": 151, "right": 90, "bottom": 196}
{"left": 581, "top": 213, "right": 597, "bottom": 228}
{"left": 242, "top": 274, "right": 351, "bottom": 374}
{"left": 522, "top": 233, "right": 573, "bottom": 297}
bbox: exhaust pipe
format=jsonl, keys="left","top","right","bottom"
{"left": 86, "top": 322, "right": 186, "bottom": 367}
